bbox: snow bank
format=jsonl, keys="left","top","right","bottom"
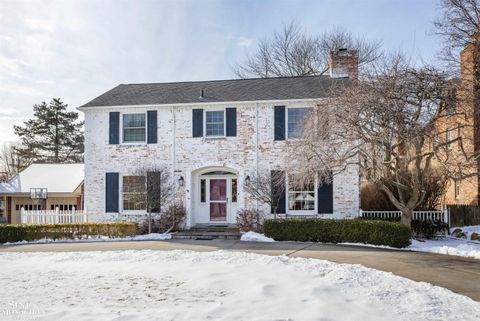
{"left": 240, "top": 231, "right": 275, "bottom": 242}
{"left": 3, "top": 233, "right": 172, "bottom": 245}
{"left": 409, "top": 238, "right": 480, "bottom": 259}
{"left": 451, "top": 225, "right": 480, "bottom": 240}
{"left": 344, "top": 237, "right": 480, "bottom": 260}
{"left": 0, "top": 250, "right": 478, "bottom": 321}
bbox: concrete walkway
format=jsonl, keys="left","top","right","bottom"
{"left": 1, "top": 239, "right": 480, "bottom": 301}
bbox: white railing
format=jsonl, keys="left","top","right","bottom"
{"left": 360, "top": 209, "right": 450, "bottom": 225}
{"left": 21, "top": 207, "right": 89, "bottom": 225}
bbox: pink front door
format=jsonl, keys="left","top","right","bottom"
{"left": 209, "top": 179, "right": 227, "bottom": 221}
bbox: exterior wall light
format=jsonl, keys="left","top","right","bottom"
{"left": 178, "top": 176, "right": 184, "bottom": 187}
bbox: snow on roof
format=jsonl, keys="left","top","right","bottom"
{"left": 0, "top": 163, "right": 84, "bottom": 194}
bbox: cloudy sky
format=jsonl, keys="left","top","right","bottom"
{"left": 0, "top": 0, "right": 442, "bottom": 145}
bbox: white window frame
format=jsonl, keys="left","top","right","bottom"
{"left": 121, "top": 174, "right": 147, "bottom": 214}
{"left": 122, "top": 113, "right": 147, "bottom": 144}
{"left": 286, "top": 107, "right": 312, "bottom": 140}
{"left": 286, "top": 174, "right": 316, "bottom": 215}
{"left": 204, "top": 109, "right": 226, "bottom": 138}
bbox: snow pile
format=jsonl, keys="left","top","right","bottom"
{"left": 451, "top": 225, "right": 480, "bottom": 240}
{"left": 240, "top": 231, "right": 275, "bottom": 242}
{"left": 0, "top": 250, "right": 478, "bottom": 321}
{"left": 409, "top": 238, "right": 480, "bottom": 259}
{"left": 3, "top": 233, "right": 172, "bottom": 245}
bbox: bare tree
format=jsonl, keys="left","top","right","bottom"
{"left": 0, "top": 143, "right": 31, "bottom": 182}
{"left": 128, "top": 165, "right": 174, "bottom": 234}
{"left": 289, "top": 54, "right": 478, "bottom": 225}
{"left": 243, "top": 171, "right": 285, "bottom": 219}
{"left": 234, "top": 22, "right": 382, "bottom": 78}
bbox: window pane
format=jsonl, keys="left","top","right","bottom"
{"left": 288, "top": 192, "right": 315, "bottom": 210}
{"left": 231, "top": 179, "right": 237, "bottom": 203}
{"left": 124, "top": 128, "right": 146, "bottom": 142}
{"left": 123, "top": 114, "right": 145, "bottom": 128}
{"left": 123, "top": 114, "right": 146, "bottom": 142}
{"left": 288, "top": 175, "right": 314, "bottom": 192}
{"left": 123, "top": 176, "right": 146, "bottom": 211}
{"left": 200, "top": 179, "right": 206, "bottom": 203}
{"left": 205, "top": 111, "right": 225, "bottom": 136}
{"left": 288, "top": 108, "right": 311, "bottom": 139}
{"left": 206, "top": 123, "right": 224, "bottom": 136}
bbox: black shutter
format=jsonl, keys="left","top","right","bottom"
{"left": 105, "top": 172, "right": 119, "bottom": 213}
{"left": 271, "top": 170, "right": 286, "bottom": 214}
{"left": 109, "top": 112, "right": 120, "bottom": 144}
{"left": 147, "top": 172, "right": 161, "bottom": 213}
{"left": 192, "top": 109, "right": 203, "bottom": 137}
{"left": 147, "top": 110, "right": 157, "bottom": 144}
{"left": 317, "top": 171, "right": 333, "bottom": 214}
{"left": 274, "top": 106, "right": 285, "bottom": 141}
{"left": 226, "top": 107, "right": 237, "bottom": 137}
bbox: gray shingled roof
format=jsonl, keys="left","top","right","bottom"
{"left": 80, "top": 76, "right": 348, "bottom": 108}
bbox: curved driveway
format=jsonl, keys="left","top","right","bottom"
{"left": 1, "top": 239, "right": 479, "bottom": 301}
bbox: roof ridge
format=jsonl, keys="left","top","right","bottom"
{"left": 120, "top": 75, "right": 329, "bottom": 86}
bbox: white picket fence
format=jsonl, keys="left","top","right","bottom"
{"left": 359, "top": 209, "right": 450, "bottom": 225}
{"left": 21, "top": 207, "right": 89, "bottom": 224}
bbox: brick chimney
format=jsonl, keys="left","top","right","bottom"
{"left": 328, "top": 48, "right": 359, "bottom": 80}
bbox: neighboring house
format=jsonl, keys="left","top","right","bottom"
{"left": 0, "top": 163, "right": 84, "bottom": 224}
{"left": 79, "top": 49, "right": 360, "bottom": 228}
{"left": 439, "top": 41, "right": 480, "bottom": 206}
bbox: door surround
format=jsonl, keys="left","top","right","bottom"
{"left": 191, "top": 166, "right": 239, "bottom": 225}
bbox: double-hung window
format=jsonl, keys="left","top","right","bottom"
{"left": 122, "top": 176, "right": 146, "bottom": 211}
{"left": 288, "top": 175, "right": 315, "bottom": 211}
{"left": 287, "top": 108, "right": 311, "bottom": 139}
{"left": 205, "top": 111, "right": 225, "bottom": 137}
{"left": 123, "top": 113, "right": 146, "bottom": 143}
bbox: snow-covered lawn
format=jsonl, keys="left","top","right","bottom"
{"left": 0, "top": 250, "right": 478, "bottom": 321}
{"left": 3, "top": 233, "right": 172, "bottom": 245}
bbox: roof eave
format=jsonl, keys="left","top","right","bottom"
{"left": 77, "top": 97, "right": 325, "bottom": 111}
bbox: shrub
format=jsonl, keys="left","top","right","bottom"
{"left": 360, "top": 216, "right": 448, "bottom": 239}
{"left": 410, "top": 219, "right": 449, "bottom": 239}
{"left": 263, "top": 218, "right": 411, "bottom": 248}
{"left": 236, "top": 209, "right": 265, "bottom": 232}
{"left": 138, "top": 203, "right": 186, "bottom": 234}
{"left": 0, "top": 222, "right": 137, "bottom": 244}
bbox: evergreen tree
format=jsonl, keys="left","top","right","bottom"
{"left": 14, "top": 98, "right": 84, "bottom": 163}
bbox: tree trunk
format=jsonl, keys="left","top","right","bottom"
{"left": 400, "top": 208, "right": 412, "bottom": 226}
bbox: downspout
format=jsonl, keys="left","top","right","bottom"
{"left": 255, "top": 103, "right": 259, "bottom": 212}
{"left": 171, "top": 106, "right": 176, "bottom": 206}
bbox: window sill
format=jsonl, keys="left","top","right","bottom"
{"left": 203, "top": 136, "right": 227, "bottom": 140}
{"left": 119, "top": 142, "right": 148, "bottom": 146}
{"left": 286, "top": 211, "right": 316, "bottom": 215}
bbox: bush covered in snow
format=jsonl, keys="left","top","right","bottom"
{"left": 264, "top": 219, "right": 411, "bottom": 248}
{"left": 0, "top": 222, "right": 137, "bottom": 244}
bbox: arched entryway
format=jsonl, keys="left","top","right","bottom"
{"left": 191, "top": 167, "right": 239, "bottom": 225}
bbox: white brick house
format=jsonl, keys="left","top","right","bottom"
{"left": 79, "top": 54, "right": 360, "bottom": 227}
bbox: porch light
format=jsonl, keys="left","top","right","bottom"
{"left": 178, "top": 176, "right": 184, "bottom": 187}
{"left": 245, "top": 175, "right": 250, "bottom": 183}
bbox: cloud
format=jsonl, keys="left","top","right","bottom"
{"left": 237, "top": 36, "right": 254, "bottom": 47}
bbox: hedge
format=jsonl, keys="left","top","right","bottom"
{"left": 0, "top": 222, "right": 137, "bottom": 244}
{"left": 264, "top": 219, "right": 411, "bottom": 248}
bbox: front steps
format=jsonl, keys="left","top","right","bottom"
{"left": 172, "top": 225, "right": 241, "bottom": 240}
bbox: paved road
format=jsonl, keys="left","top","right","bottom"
{"left": 1, "top": 239, "right": 479, "bottom": 301}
